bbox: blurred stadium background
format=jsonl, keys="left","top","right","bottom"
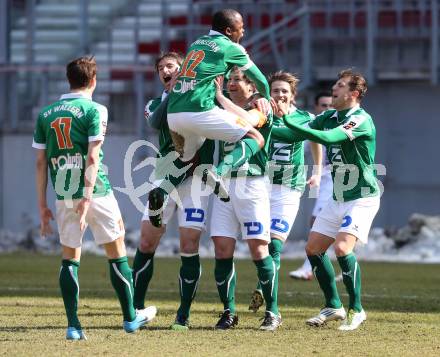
{"left": 1, "top": 0, "right": 439, "bottom": 252}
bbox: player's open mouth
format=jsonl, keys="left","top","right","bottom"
{"left": 163, "top": 76, "right": 171, "bottom": 83}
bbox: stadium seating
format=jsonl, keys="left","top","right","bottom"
{"left": 6, "top": 0, "right": 440, "bottom": 130}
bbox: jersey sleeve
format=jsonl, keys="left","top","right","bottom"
{"left": 32, "top": 113, "right": 46, "bottom": 149}
{"left": 308, "top": 111, "right": 326, "bottom": 130}
{"left": 224, "top": 43, "right": 270, "bottom": 99}
{"left": 339, "top": 114, "right": 373, "bottom": 141}
{"left": 283, "top": 110, "right": 313, "bottom": 127}
{"left": 146, "top": 97, "right": 169, "bottom": 130}
{"left": 225, "top": 43, "right": 253, "bottom": 70}
{"left": 88, "top": 104, "right": 108, "bottom": 142}
{"left": 144, "top": 99, "right": 154, "bottom": 121}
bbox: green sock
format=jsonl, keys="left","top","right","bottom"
{"left": 214, "top": 258, "right": 236, "bottom": 314}
{"left": 132, "top": 249, "right": 155, "bottom": 310}
{"left": 177, "top": 254, "right": 201, "bottom": 318}
{"left": 254, "top": 255, "right": 278, "bottom": 315}
{"left": 308, "top": 254, "right": 342, "bottom": 309}
{"left": 217, "top": 138, "right": 261, "bottom": 176}
{"left": 337, "top": 253, "right": 362, "bottom": 312}
{"left": 109, "top": 256, "right": 136, "bottom": 322}
{"left": 59, "top": 259, "right": 81, "bottom": 329}
{"left": 256, "top": 238, "right": 283, "bottom": 291}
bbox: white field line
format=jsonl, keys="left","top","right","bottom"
{"left": 0, "top": 286, "right": 436, "bottom": 301}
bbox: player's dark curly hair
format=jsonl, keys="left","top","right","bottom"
{"left": 212, "top": 9, "right": 241, "bottom": 33}
{"left": 154, "top": 52, "right": 183, "bottom": 72}
{"left": 338, "top": 69, "right": 368, "bottom": 99}
{"left": 66, "top": 56, "right": 96, "bottom": 90}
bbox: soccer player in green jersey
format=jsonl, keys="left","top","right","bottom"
{"left": 210, "top": 69, "right": 278, "bottom": 331}
{"left": 167, "top": 9, "right": 271, "bottom": 190}
{"left": 247, "top": 72, "right": 322, "bottom": 324}
{"left": 272, "top": 69, "right": 380, "bottom": 331}
{"left": 33, "top": 56, "right": 156, "bottom": 340}
{"left": 289, "top": 92, "right": 336, "bottom": 281}
{"left": 132, "top": 52, "right": 212, "bottom": 330}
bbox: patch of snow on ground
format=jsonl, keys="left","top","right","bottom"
{"left": 1, "top": 213, "right": 439, "bottom": 263}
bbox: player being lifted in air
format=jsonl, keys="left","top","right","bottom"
{"left": 165, "top": 9, "right": 271, "bottom": 195}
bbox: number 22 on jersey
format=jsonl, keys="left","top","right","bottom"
{"left": 51, "top": 117, "right": 73, "bottom": 149}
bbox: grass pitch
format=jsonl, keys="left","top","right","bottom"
{"left": 0, "top": 253, "right": 439, "bottom": 356}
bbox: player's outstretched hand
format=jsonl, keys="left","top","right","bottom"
{"left": 40, "top": 207, "right": 54, "bottom": 238}
{"left": 76, "top": 198, "right": 91, "bottom": 231}
{"left": 307, "top": 174, "right": 321, "bottom": 188}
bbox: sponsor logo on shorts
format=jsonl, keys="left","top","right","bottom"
{"left": 270, "top": 219, "right": 290, "bottom": 233}
{"left": 244, "top": 221, "right": 263, "bottom": 235}
{"left": 341, "top": 215, "right": 352, "bottom": 228}
{"left": 184, "top": 208, "right": 205, "bottom": 222}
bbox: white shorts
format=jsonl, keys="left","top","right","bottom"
{"left": 167, "top": 107, "right": 249, "bottom": 161}
{"left": 311, "top": 196, "right": 380, "bottom": 244}
{"left": 142, "top": 176, "right": 209, "bottom": 230}
{"left": 269, "top": 184, "right": 302, "bottom": 240}
{"left": 56, "top": 192, "right": 124, "bottom": 249}
{"left": 210, "top": 176, "right": 271, "bottom": 241}
{"left": 312, "top": 171, "right": 333, "bottom": 217}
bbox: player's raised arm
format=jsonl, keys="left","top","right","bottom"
{"left": 243, "top": 64, "right": 270, "bottom": 100}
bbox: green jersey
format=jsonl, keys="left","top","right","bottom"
{"left": 309, "top": 105, "right": 379, "bottom": 201}
{"left": 33, "top": 92, "right": 111, "bottom": 200}
{"left": 268, "top": 108, "right": 313, "bottom": 190}
{"left": 168, "top": 30, "right": 269, "bottom": 114}
{"left": 219, "top": 113, "right": 272, "bottom": 177}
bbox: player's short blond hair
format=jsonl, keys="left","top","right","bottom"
{"left": 268, "top": 71, "right": 299, "bottom": 98}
